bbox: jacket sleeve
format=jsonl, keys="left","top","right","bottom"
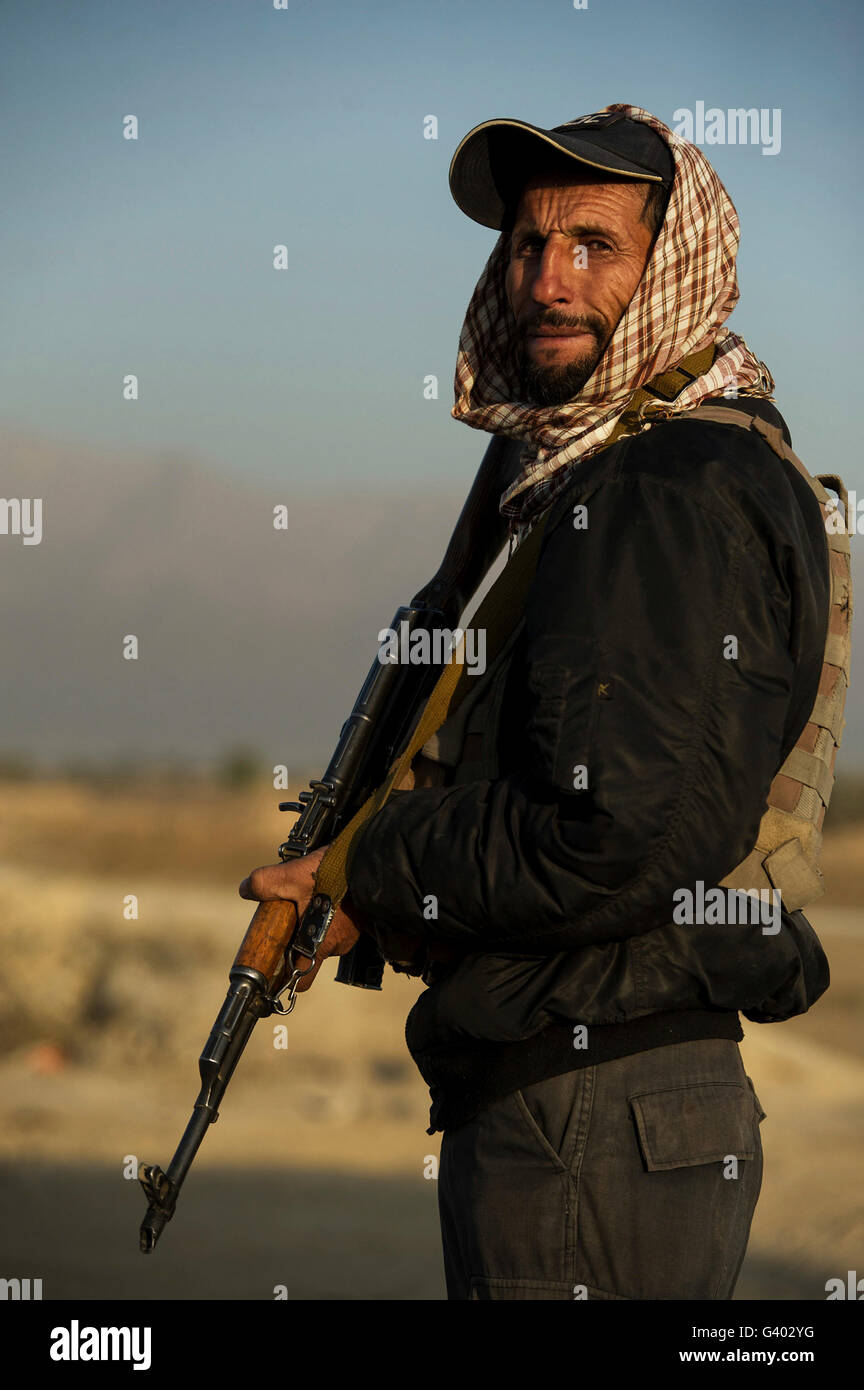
{"left": 402, "top": 908, "right": 830, "bottom": 1046}
{"left": 346, "top": 454, "right": 824, "bottom": 954}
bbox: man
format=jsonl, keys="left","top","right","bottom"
{"left": 241, "top": 105, "right": 840, "bottom": 1299}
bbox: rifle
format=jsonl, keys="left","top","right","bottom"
{"left": 137, "top": 435, "right": 520, "bottom": 1253}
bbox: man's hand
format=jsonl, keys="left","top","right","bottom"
{"left": 239, "top": 845, "right": 463, "bottom": 988}
{"left": 239, "top": 846, "right": 363, "bottom": 992}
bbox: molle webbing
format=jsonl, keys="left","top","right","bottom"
{"left": 605, "top": 345, "right": 717, "bottom": 446}
{"left": 684, "top": 404, "right": 852, "bottom": 910}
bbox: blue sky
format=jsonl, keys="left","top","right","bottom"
{"left": 2, "top": 0, "right": 861, "bottom": 491}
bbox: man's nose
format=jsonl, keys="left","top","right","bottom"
{"left": 529, "top": 237, "right": 580, "bottom": 306}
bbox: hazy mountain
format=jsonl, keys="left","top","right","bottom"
{"left": 2, "top": 430, "right": 862, "bottom": 774}
{"left": 0, "top": 432, "right": 469, "bottom": 770}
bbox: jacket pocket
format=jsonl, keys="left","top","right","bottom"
{"left": 523, "top": 662, "right": 572, "bottom": 787}
{"left": 628, "top": 1082, "right": 760, "bottom": 1171}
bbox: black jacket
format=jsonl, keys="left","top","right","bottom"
{"left": 347, "top": 401, "right": 831, "bottom": 1130}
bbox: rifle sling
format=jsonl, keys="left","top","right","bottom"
{"left": 312, "top": 344, "right": 718, "bottom": 910}
{"left": 313, "top": 508, "right": 550, "bottom": 907}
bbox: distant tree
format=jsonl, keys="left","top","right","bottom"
{"left": 218, "top": 747, "right": 261, "bottom": 791}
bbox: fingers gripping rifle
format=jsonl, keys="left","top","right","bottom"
{"left": 137, "top": 436, "right": 520, "bottom": 1253}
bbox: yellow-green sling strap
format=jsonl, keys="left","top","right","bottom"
{"left": 605, "top": 343, "right": 715, "bottom": 445}
{"left": 312, "top": 506, "right": 551, "bottom": 906}
{"left": 313, "top": 344, "right": 716, "bottom": 908}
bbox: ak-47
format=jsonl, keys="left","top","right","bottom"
{"left": 137, "top": 434, "right": 521, "bottom": 1253}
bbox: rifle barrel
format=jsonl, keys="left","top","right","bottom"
{"left": 138, "top": 973, "right": 265, "bottom": 1252}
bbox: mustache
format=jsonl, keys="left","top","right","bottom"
{"left": 518, "top": 311, "right": 607, "bottom": 341}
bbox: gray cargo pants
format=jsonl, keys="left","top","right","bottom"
{"left": 438, "top": 1038, "right": 765, "bottom": 1300}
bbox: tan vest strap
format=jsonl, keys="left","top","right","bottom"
{"left": 825, "top": 637, "right": 851, "bottom": 678}
{"left": 811, "top": 666, "right": 848, "bottom": 744}
{"left": 779, "top": 747, "right": 835, "bottom": 805}
{"left": 681, "top": 401, "right": 851, "bottom": 913}
{"left": 830, "top": 550, "right": 852, "bottom": 608}
{"left": 763, "top": 839, "right": 825, "bottom": 904}
{"left": 818, "top": 474, "right": 850, "bottom": 546}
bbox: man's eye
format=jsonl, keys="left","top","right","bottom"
{"left": 512, "top": 237, "right": 613, "bottom": 255}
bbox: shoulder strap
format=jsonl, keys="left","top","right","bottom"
{"left": 684, "top": 400, "right": 836, "bottom": 496}
{"left": 417, "top": 346, "right": 721, "bottom": 619}
{"left": 605, "top": 345, "right": 717, "bottom": 446}
{"left": 313, "top": 508, "right": 552, "bottom": 909}
{"left": 677, "top": 401, "right": 853, "bottom": 910}
{"left": 410, "top": 434, "right": 524, "bottom": 623}
{"left": 686, "top": 401, "right": 852, "bottom": 670}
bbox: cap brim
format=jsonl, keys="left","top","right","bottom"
{"left": 449, "top": 118, "right": 665, "bottom": 230}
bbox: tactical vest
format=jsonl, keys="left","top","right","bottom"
{"left": 408, "top": 402, "right": 852, "bottom": 914}
{"left": 689, "top": 404, "right": 852, "bottom": 910}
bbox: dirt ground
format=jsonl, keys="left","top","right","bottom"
{"left": 0, "top": 780, "right": 861, "bottom": 1300}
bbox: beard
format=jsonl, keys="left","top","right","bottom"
{"left": 515, "top": 314, "right": 610, "bottom": 406}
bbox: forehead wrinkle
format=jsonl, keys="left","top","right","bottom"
{"left": 511, "top": 181, "right": 647, "bottom": 237}
{"left": 514, "top": 220, "right": 616, "bottom": 240}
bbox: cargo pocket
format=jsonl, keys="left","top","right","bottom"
{"left": 628, "top": 1082, "right": 759, "bottom": 1171}
{"left": 620, "top": 1079, "right": 764, "bottom": 1298}
{"left": 744, "top": 1073, "right": 767, "bottom": 1124}
{"left": 469, "top": 1277, "right": 576, "bottom": 1301}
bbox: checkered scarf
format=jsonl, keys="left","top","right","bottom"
{"left": 451, "top": 104, "right": 774, "bottom": 532}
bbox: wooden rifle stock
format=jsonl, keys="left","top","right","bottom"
{"left": 233, "top": 898, "right": 299, "bottom": 988}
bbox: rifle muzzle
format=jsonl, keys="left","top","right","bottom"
{"left": 138, "top": 1162, "right": 177, "bottom": 1253}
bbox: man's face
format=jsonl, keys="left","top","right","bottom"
{"left": 505, "top": 174, "right": 656, "bottom": 405}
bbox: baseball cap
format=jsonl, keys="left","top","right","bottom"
{"left": 449, "top": 112, "right": 675, "bottom": 230}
